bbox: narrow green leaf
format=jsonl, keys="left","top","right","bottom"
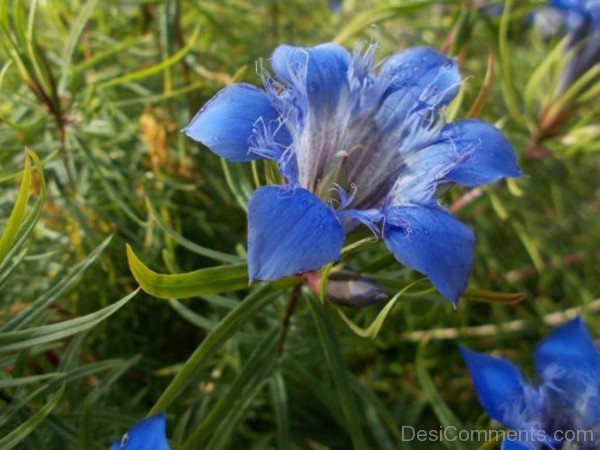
{"left": 0, "top": 62, "right": 46, "bottom": 132}
{"left": 467, "top": 53, "right": 495, "bottom": 118}
{"left": 23, "top": 0, "right": 55, "bottom": 101}
{"left": 169, "top": 300, "right": 214, "bottom": 331}
{"left": 524, "top": 38, "right": 567, "bottom": 111}
{"left": 0, "top": 152, "right": 31, "bottom": 265}
{"left": 462, "top": 288, "right": 526, "bottom": 305}
{"left": 0, "top": 290, "right": 138, "bottom": 353}
{"left": 0, "top": 382, "right": 65, "bottom": 450}
{"left": 337, "top": 279, "right": 424, "bottom": 339}
{"left": 58, "top": 0, "right": 98, "bottom": 94}
{"left": 512, "top": 221, "right": 545, "bottom": 272}
{"left": 415, "top": 341, "right": 469, "bottom": 450}
{"left": 126, "top": 244, "right": 248, "bottom": 299}
{"left": 0, "top": 372, "right": 63, "bottom": 389}
{"left": 75, "top": 137, "right": 146, "bottom": 226}
{"left": 0, "top": 151, "right": 46, "bottom": 276}
{"left": 308, "top": 295, "right": 367, "bottom": 450}
{"left": 145, "top": 197, "right": 242, "bottom": 264}
{"left": 333, "top": 0, "right": 453, "bottom": 44}
{"left": 97, "top": 26, "right": 199, "bottom": 90}
{"left": 148, "top": 285, "right": 276, "bottom": 414}
{"left": 1, "top": 236, "right": 113, "bottom": 332}
{"left": 221, "top": 159, "right": 253, "bottom": 212}
{"left": 319, "top": 263, "right": 334, "bottom": 301}
{"left": 498, "top": 0, "right": 522, "bottom": 120}
{"left": 179, "top": 328, "right": 278, "bottom": 449}
{"left": 284, "top": 359, "right": 343, "bottom": 429}
{"left": 271, "top": 371, "right": 291, "bottom": 450}
{"left": 350, "top": 376, "right": 400, "bottom": 441}
{"left": 205, "top": 375, "right": 271, "bottom": 450}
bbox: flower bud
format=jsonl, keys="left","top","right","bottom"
{"left": 305, "top": 270, "right": 387, "bottom": 308}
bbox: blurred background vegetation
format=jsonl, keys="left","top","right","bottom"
{"left": 0, "top": 0, "right": 598, "bottom": 448}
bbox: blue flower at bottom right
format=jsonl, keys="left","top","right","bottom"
{"left": 461, "top": 317, "right": 599, "bottom": 450}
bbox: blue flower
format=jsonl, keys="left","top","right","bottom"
{"left": 547, "top": 0, "right": 600, "bottom": 92}
{"left": 184, "top": 43, "right": 519, "bottom": 303}
{"left": 461, "top": 317, "right": 600, "bottom": 449}
{"left": 109, "top": 413, "right": 170, "bottom": 450}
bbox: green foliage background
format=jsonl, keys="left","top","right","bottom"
{"left": 0, "top": 0, "right": 598, "bottom": 449}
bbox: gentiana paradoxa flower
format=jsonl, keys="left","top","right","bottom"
{"left": 109, "top": 413, "right": 170, "bottom": 450}
{"left": 461, "top": 317, "right": 600, "bottom": 449}
{"left": 184, "top": 43, "right": 520, "bottom": 303}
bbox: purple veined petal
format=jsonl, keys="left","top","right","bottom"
{"left": 386, "top": 119, "right": 519, "bottom": 205}
{"left": 271, "top": 43, "right": 351, "bottom": 111}
{"left": 438, "top": 119, "right": 520, "bottom": 187}
{"left": 378, "top": 47, "right": 461, "bottom": 109}
{"left": 269, "top": 44, "right": 351, "bottom": 192}
{"left": 247, "top": 185, "right": 345, "bottom": 281}
{"left": 109, "top": 413, "right": 170, "bottom": 450}
{"left": 183, "top": 83, "right": 287, "bottom": 162}
{"left": 382, "top": 205, "right": 474, "bottom": 303}
{"left": 534, "top": 317, "right": 600, "bottom": 381}
{"left": 460, "top": 347, "right": 535, "bottom": 429}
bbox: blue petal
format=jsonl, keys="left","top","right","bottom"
{"left": 501, "top": 439, "right": 534, "bottom": 450}
{"left": 184, "top": 83, "right": 285, "bottom": 162}
{"left": 460, "top": 347, "right": 530, "bottom": 427}
{"left": 439, "top": 119, "right": 520, "bottom": 186}
{"left": 383, "top": 120, "right": 519, "bottom": 205}
{"left": 383, "top": 205, "right": 474, "bottom": 303}
{"left": 534, "top": 316, "right": 600, "bottom": 380}
{"left": 248, "top": 186, "right": 344, "bottom": 280}
{"left": 378, "top": 47, "right": 460, "bottom": 108}
{"left": 271, "top": 43, "right": 350, "bottom": 113}
{"left": 550, "top": 0, "right": 588, "bottom": 16}
{"left": 109, "top": 413, "right": 170, "bottom": 450}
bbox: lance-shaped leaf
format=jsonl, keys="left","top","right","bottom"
{"left": 126, "top": 245, "right": 248, "bottom": 298}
